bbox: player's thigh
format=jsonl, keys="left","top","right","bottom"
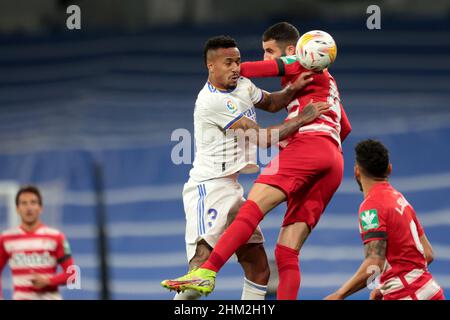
{"left": 185, "top": 178, "right": 251, "bottom": 249}
{"left": 246, "top": 183, "right": 287, "bottom": 214}
{"left": 282, "top": 148, "right": 343, "bottom": 228}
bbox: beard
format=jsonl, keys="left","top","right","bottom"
{"left": 355, "top": 175, "right": 363, "bottom": 192}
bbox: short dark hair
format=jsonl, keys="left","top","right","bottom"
{"left": 15, "top": 185, "right": 42, "bottom": 206}
{"left": 262, "top": 22, "right": 300, "bottom": 46}
{"left": 203, "top": 35, "right": 238, "bottom": 65}
{"left": 355, "top": 139, "right": 390, "bottom": 178}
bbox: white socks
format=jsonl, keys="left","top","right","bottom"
{"left": 241, "top": 277, "right": 267, "bottom": 300}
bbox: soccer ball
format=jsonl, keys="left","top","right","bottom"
{"left": 295, "top": 30, "right": 337, "bottom": 72}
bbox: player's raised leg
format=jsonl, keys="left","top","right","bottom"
{"left": 202, "top": 183, "right": 285, "bottom": 272}
{"left": 173, "top": 240, "right": 210, "bottom": 300}
{"left": 160, "top": 183, "right": 285, "bottom": 295}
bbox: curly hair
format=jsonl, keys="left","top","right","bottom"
{"left": 203, "top": 35, "right": 237, "bottom": 65}
{"left": 355, "top": 139, "right": 390, "bottom": 178}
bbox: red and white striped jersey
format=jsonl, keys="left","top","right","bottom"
{"left": 279, "top": 56, "right": 347, "bottom": 149}
{"left": 240, "top": 57, "right": 351, "bottom": 150}
{"left": 0, "top": 224, "right": 74, "bottom": 300}
{"left": 358, "top": 182, "right": 445, "bottom": 300}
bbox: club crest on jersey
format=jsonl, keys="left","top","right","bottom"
{"left": 360, "top": 209, "right": 379, "bottom": 231}
{"left": 225, "top": 99, "right": 237, "bottom": 114}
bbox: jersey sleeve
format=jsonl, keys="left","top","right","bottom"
{"left": 240, "top": 60, "right": 283, "bottom": 78}
{"left": 0, "top": 236, "right": 8, "bottom": 299}
{"left": 358, "top": 200, "right": 388, "bottom": 244}
{"left": 49, "top": 233, "right": 75, "bottom": 287}
{"left": 0, "top": 236, "right": 8, "bottom": 271}
{"left": 56, "top": 233, "right": 72, "bottom": 264}
{"left": 339, "top": 104, "right": 352, "bottom": 142}
{"left": 240, "top": 56, "right": 302, "bottom": 78}
{"left": 247, "top": 79, "right": 264, "bottom": 105}
{"left": 411, "top": 209, "right": 425, "bottom": 237}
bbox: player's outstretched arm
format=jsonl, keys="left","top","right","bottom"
{"left": 255, "top": 71, "right": 313, "bottom": 113}
{"left": 324, "top": 240, "right": 386, "bottom": 300}
{"left": 230, "top": 100, "right": 329, "bottom": 148}
{"left": 240, "top": 58, "right": 301, "bottom": 78}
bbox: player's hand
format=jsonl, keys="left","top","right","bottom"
{"left": 30, "top": 273, "right": 51, "bottom": 289}
{"left": 369, "top": 288, "right": 382, "bottom": 300}
{"left": 324, "top": 292, "right": 344, "bottom": 300}
{"left": 296, "top": 99, "right": 330, "bottom": 124}
{"left": 289, "top": 71, "right": 314, "bottom": 91}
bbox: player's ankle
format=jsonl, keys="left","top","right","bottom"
{"left": 198, "top": 268, "right": 216, "bottom": 277}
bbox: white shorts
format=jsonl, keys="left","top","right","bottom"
{"left": 183, "top": 174, "right": 265, "bottom": 263}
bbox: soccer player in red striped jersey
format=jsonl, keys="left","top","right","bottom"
{"left": 325, "top": 139, "right": 445, "bottom": 300}
{"left": 0, "top": 185, "right": 76, "bottom": 300}
{"left": 161, "top": 23, "right": 351, "bottom": 299}
{"left": 240, "top": 22, "right": 352, "bottom": 146}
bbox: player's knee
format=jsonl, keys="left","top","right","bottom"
{"left": 275, "top": 243, "right": 299, "bottom": 267}
{"left": 189, "top": 240, "right": 212, "bottom": 269}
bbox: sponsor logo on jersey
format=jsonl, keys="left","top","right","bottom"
{"left": 360, "top": 209, "right": 380, "bottom": 231}
{"left": 225, "top": 99, "right": 237, "bottom": 114}
{"left": 11, "top": 252, "right": 56, "bottom": 267}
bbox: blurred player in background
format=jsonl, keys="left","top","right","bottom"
{"left": 164, "top": 35, "right": 329, "bottom": 300}
{"left": 162, "top": 24, "right": 350, "bottom": 299}
{"left": 325, "top": 139, "right": 444, "bottom": 300}
{"left": 0, "top": 185, "right": 76, "bottom": 300}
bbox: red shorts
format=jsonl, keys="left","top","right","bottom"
{"left": 255, "top": 134, "right": 343, "bottom": 229}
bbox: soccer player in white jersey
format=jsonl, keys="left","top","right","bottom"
{"left": 0, "top": 185, "right": 76, "bottom": 300}
{"left": 168, "top": 35, "right": 329, "bottom": 300}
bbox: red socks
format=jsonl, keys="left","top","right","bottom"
{"left": 275, "top": 243, "right": 300, "bottom": 300}
{"left": 202, "top": 200, "right": 264, "bottom": 272}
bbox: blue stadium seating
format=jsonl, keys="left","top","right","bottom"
{"left": 0, "top": 19, "right": 449, "bottom": 299}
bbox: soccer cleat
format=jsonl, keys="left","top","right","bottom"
{"left": 161, "top": 267, "right": 216, "bottom": 296}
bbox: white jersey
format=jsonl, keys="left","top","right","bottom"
{"left": 189, "top": 77, "right": 264, "bottom": 182}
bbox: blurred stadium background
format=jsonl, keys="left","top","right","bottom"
{"left": 0, "top": 0, "right": 449, "bottom": 299}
